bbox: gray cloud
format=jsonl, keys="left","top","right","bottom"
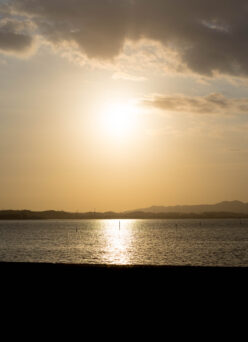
{"left": 9, "top": 0, "right": 131, "bottom": 59}
{"left": 0, "top": 14, "right": 35, "bottom": 54}
{"left": 3, "top": 0, "right": 248, "bottom": 77}
{"left": 0, "top": 30, "right": 32, "bottom": 53}
{"left": 144, "top": 93, "right": 248, "bottom": 114}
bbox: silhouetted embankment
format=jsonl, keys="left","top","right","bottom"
{"left": 1, "top": 261, "right": 248, "bottom": 280}
{"left": 1, "top": 262, "right": 247, "bottom": 301}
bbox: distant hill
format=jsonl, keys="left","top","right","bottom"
{"left": 130, "top": 201, "right": 248, "bottom": 214}
{"left": 1, "top": 201, "right": 248, "bottom": 220}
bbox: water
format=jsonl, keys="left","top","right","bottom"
{"left": 0, "top": 219, "right": 248, "bottom": 266}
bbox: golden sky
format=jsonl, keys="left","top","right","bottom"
{"left": 1, "top": 0, "right": 248, "bottom": 211}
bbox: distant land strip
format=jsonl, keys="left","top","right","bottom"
{"left": 1, "top": 210, "right": 248, "bottom": 220}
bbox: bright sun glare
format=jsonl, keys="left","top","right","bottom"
{"left": 102, "top": 100, "right": 138, "bottom": 139}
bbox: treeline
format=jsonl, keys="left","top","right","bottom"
{"left": 1, "top": 210, "right": 248, "bottom": 220}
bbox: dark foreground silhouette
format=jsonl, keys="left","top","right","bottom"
{"left": 1, "top": 261, "right": 248, "bottom": 283}
{"left": 1, "top": 262, "right": 248, "bottom": 306}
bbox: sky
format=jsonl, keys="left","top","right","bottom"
{"left": 1, "top": 0, "right": 248, "bottom": 212}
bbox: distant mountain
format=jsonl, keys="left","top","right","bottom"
{"left": 1, "top": 201, "right": 248, "bottom": 220}
{"left": 130, "top": 201, "right": 248, "bottom": 214}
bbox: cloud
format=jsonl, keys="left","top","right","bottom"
{"left": 9, "top": 0, "right": 131, "bottom": 59}
{"left": 0, "top": 15, "right": 35, "bottom": 55}
{"left": 0, "top": 30, "right": 32, "bottom": 53}
{"left": 2, "top": 0, "right": 248, "bottom": 78}
{"left": 144, "top": 93, "right": 248, "bottom": 115}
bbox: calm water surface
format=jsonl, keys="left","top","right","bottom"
{"left": 0, "top": 219, "right": 248, "bottom": 266}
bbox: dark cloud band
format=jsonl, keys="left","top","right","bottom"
{"left": 2, "top": 0, "right": 248, "bottom": 77}
{"left": 144, "top": 93, "right": 248, "bottom": 114}
{"left": 0, "top": 29, "right": 33, "bottom": 53}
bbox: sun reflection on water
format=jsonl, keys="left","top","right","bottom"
{"left": 101, "top": 220, "right": 134, "bottom": 264}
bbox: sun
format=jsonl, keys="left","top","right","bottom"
{"left": 102, "top": 100, "right": 138, "bottom": 139}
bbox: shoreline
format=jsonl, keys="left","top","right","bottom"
{"left": 1, "top": 210, "right": 248, "bottom": 220}
{"left": 1, "top": 216, "right": 248, "bottom": 220}
{"left": 1, "top": 261, "right": 248, "bottom": 273}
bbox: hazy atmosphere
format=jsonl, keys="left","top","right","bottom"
{"left": 1, "top": 0, "right": 248, "bottom": 212}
